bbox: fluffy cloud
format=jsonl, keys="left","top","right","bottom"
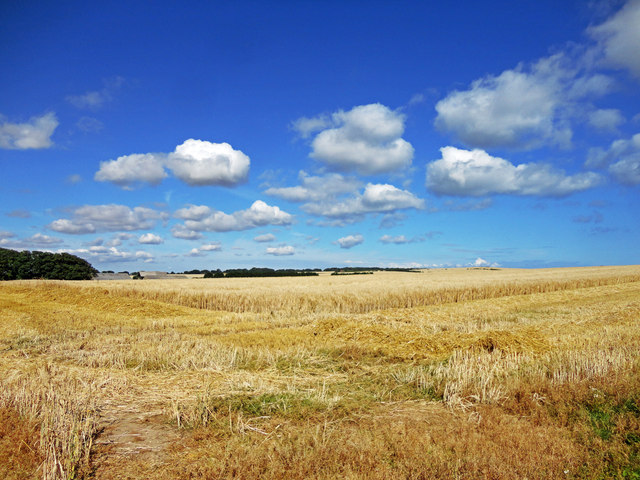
{"left": 138, "top": 233, "right": 163, "bottom": 244}
{"left": 186, "top": 242, "right": 222, "bottom": 256}
{"left": 176, "top": 200, "right": 293, "bottom": 233}
{"left": 589, "top": 0, "right": 640, "bottom": 78}
{"left": 94, "top": 154, "right": 167, "bottom": 188}
{"left": 586, "top": 133, "right": 640, "bottom": 185}
{"left": 0, "top": 112, "right": 58, "bottom": 150}
{"left": 265, "top": 172, "right": 361, "bottom": 202}
{"left": 49, "top": 204, "right": 167, "bottom": 234}
{"left": 427, "top": 147, "right": 601, "bottom": 197}
{"left": 95, "top": 139, "right": 250, "bottom": 188}
{"left": 290, "top": 115, "right": 331, "bottom": 138}
{"left": 267, "top": 172, "right": 423, "bottom": 224}
{"left": 336, "top": 234, "right": 364, "bottom": 249}
{"left": 200, "top": 243, "right": 222, "bottom": 251}
{"left": 171, "top": 225, "right": 203, "bottom": 240}
{"left": 254, "top": 233, "right": 276, "bottom": 243}
{"left": 379, "top": 235, "right": 409, "bottom": 244}
{"left": 435, "top": 1, "right": 640, "bottom": 150}
{"left": 0, "top": 232, "right": 64, "bottom": 249}
{"left": 174, "top": 204, "right": 212, "bottom": 221}
{"left": 106, "top": 233, "right": 134, "bottom": 247}
{"left": 266, "top": 245, "right": 295, "bottom": 256}
{"left": 171, "top": 225, "right": 202, "bottom": 240}
{"left": 434, "top": 55, "right": 584, "bottom": 149}
{"left": 609, "top": 156, "right": 640, "bottom": 185}
{"left": 299, "top": 103, "right": 413, "bottom": 174}
{"left": 63, "top": 246, "right": 154, "bottom": 264}
{"left": 166, "top": 139, "right": 250, "bottom": 186}
{"left": 302, "top": 183, "right": 425, "bottom": 221}
{"left": 360, "top": 184, "right": 424, "bottom": 211}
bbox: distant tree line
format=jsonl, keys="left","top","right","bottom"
{"left": 0, "top": 247, "right": 98, "bottom": 280}
{"left": 182, "top": 267, "right": 320, "bottom": 278}
{"left": 179, "top": 266, "right": 421, "bottom": 278}
{"left": 325, "top": 267, "right": 422, "bottom": 273}
{"left": 224, "top": 268, "right": 319, "bottom": 278}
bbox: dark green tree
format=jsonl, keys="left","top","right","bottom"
{"left": 0, "top": 248, "right": 98, "bottom": 280}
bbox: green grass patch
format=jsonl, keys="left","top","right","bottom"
{"left": 584, "top": 393, "right": 640, "bottom": 441}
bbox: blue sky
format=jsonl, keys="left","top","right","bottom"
{"left": 1, "top": 0, "right": 639, "bottom": 271}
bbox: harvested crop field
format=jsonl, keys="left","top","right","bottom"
{"left": 1, "top": 265, "right": 640, "bottom": 479}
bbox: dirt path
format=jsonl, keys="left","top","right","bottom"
{"left": 87, "top": 401, "right": 179, "bottom": 478}
{"left": 84, "top": 374, "right": 206, "bottom": 479}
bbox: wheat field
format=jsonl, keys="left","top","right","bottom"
{"left": 1, "top": 265, "right": 639, "bottom": 479}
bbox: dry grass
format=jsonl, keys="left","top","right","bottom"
{"left": 0, "top": 265, "right": 639, "bottom": 479}
{"left": 0, "top": 407, "right": 44, "bottom": 480}
{"left": 74, "top": 265, "right": 640, "bottom": 315}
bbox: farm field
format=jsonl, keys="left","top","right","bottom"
{"left": 1, "top": 266, "right": 640, "bottom": 479}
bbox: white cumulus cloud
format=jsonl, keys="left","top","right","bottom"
{"left": 95, "top": 153, "right": 168, "bottom": 188}
{"left": 336, "top": 234, "right": 364, "bottom": 249}
{"left": 586, "top": 133, "right": 640, "bottom": 185}
{"left": 106, "top": 233, "right": 134, "bottom": 247}
{"left": 268, "top": 172, "right": 423, "bottom": 224}
{"left": 166, "top": 139, "right": 250, "bottom": 186}
{"left": 266, "top": 245, "right": 295, "bottom": 256}
{"left": 186, "top": 242, "right": 222, "bottom": 256}
{"left": 427, "top": 146, "right": 601, "bottom": 197}
{"left": 266, "top": 171, "right": 361, "bottom": 203}
{"left": 609, "top": 156, "right": 640, "bottom": 185}
{"left": 302, "top": 183, "right": 425, "bottom": 222}
{"left": 290, "top": 115, "right": 332, "bottom": 138}
{"left": 300, "top": 103, "right": 413, "bottom": 175}
{"left": 138, "top": 233, "right": 163, "bottom": 244}
{"left": 170, "top": 225, "right": 203, "bottom": 240}
{"left": 379, "top": 235, "right": 409, "bottom": 244}
{"left": 200, "top": 243, "right": 222, "bottom": 251}
{"left": 435, "top": 1, "right": 640, "bottom": 151}
{"left": 0, "top": 112, "right": 58, "bottom": 150}
{"left": 49, "top": 204, "right": 167, "bottom": 234}
{"left": 589, "top": 0, "right": 640, "bottom": 79}
{"left": 95, "top": 139, "right": 250, "bottom": 188}
{"left": 174, "top": 204, "right": 214, "bottom": 221}
{"left": 434, "top": 55, "right": 582, "bottom": 150}
{"left": 176, "top": 200, "right": 293, "bottom": 233}
{"left": 63, "top": 246, "right": 154, "bottom": 264}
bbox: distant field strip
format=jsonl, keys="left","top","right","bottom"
{"left": 66, "top": 265, "right": 640, "bottom": 314}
